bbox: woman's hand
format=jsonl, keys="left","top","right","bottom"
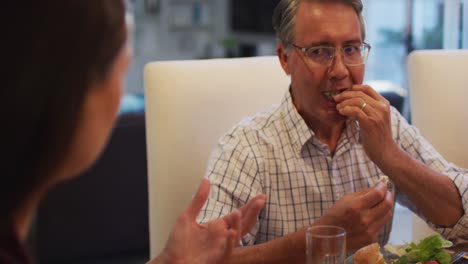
{"left": 149, "top": 178, "right": 266, "bottom": 264}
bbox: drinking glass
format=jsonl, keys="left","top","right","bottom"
{"left": 306, "top": 225, "right": 346, "bottom": 264}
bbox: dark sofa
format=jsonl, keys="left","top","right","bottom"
{"left": 34, "top": 109, "right": 149, "bottom": 264}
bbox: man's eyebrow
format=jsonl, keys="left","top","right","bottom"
{"left": 305, "top": 41, "right": 333, "bottom": 47}
{"left": 304, "top": 40, "right": 362, "bottom": 47}
{"left": 344, "top": 40, "right": 363, "bottom": 45}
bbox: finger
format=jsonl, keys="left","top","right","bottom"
{"left": 351, "top": 84, "right": 384, "bottom": 101}
{"left": 222, "top": 209, "right": 241, "bottom": 230}
{"left": 334, "top": 90, "right": 375, "bottom": 117}
{"left": 334, "top": 85, "right": 388, "bottom": 113}
{"left": 336, "top": 102, "right": 370, "bottom": 120}
{"left": 185, "top": 178, "right": 210, "bottom": 221}
{"left": 239, "top": 194, "right": 267, "bottom": 236}
{"left": 355, "top": 187, "right": 372, "bottom": 196}
{"left": 225, "top": 229, "right": 238, "bottom": 257}
{"left": 357, "top": 182, "right": 387, "bottom": 209}
{"left": 351, "top": 85, "right": 392, "bottom": 114}
{"left": 222, "top": 209, "right": 242, "bottom": 246}
{"left": 365, "top": 203, "right": 393, "bottom": 239}
{"left": 365, "top": 190, "right": 394, "bottom": 221}
{"left": 336, "top": 96, "right": 373, "bottom": 114}
{"left": 334, "top": 89, "right": 373, "bottom": 102}
{"left": 232, "top": 210, "right": 242, "bottom": 244}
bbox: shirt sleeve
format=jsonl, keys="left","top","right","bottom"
{"left": 196, "top": 129, "right": 264, "bottom": 246}
{"left": 392, "top": 107, "right": 468, "bottom": 239}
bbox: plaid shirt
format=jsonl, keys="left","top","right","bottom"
{"left": 197, "top": 91, "right": 468, "bottom": 246}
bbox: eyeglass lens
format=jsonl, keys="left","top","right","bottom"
{"left": 305, "top": 45, "right": 369, "bottom": 66}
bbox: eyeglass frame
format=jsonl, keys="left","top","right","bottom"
{"left": 289, "top": 42, "right": 372, "bottom": 67}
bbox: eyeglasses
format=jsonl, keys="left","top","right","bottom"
{"left": 291, "top": 42, "right": 371, "bottom": 67}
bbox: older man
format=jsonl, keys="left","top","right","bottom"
{"left": 197, "top": 0, "right": 467, "bottom": 263}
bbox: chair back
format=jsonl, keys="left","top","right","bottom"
{"left": 408, "top": 49, "right": 468, "bottom": 241}
{"left": 408, "top": 49, "right": 468, "bottom": 168}
{"left": 144, "top": 56, "right": 289, "bottom": 257}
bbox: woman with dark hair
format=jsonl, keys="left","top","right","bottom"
{"left": 0, "top": 1, "right": 266, "bottom": 263}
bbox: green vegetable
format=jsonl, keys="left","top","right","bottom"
{"left": 392, "top": 234, "right": 452, "bottom": 264}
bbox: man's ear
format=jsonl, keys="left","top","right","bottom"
{"left": 276, "top": 43, "right": 291, "bottom": 75}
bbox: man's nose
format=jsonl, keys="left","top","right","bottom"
{"left": 327, "top": 50, "right": 348, "bottom": 80}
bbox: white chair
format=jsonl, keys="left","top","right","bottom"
{"left": 407, "top": 49, "right": 468, "bottom": 241}
{"left": 144, "top": 56, "right": 289, "bottom": 257}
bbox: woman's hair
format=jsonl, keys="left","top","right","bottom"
{"left": 272, "top": 0, "right": 366, "bottom": 49}
{"left": 1, "top": 0, "right": 126, "bottom": 226}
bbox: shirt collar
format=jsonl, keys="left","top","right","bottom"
{"left": 281, "top": 90, "right": 314, "bottom": 154}
{"left": 335, "top": 119, "right": 360, "bottom": 156}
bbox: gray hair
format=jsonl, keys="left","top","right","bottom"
{"left": 272, "top": 0, "right": 366, "bottom": 49}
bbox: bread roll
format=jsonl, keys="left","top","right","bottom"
{"left": 353, "top": 243, "right": 385, "bottom": 264}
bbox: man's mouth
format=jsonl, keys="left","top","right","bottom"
{"left": 323, "top": 88, "right": 348, "bottom": 102}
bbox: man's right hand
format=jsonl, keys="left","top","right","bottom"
{"left": 315, "top": 181, "right": 394, "bottom": 252}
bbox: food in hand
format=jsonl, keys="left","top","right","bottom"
{"left": 374, "top": 175, "right": 395, "bottom": 194}
{"left": 380, "top": 175, "right": 389, "bottom": 184}
{"left": 374, "top": 175, "right": 389, "bottom": 187}
{"left": 353, "top": 243, "right": 385, "bottom": 264}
